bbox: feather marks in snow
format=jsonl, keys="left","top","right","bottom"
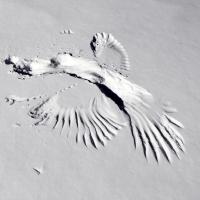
{"left": 125, "top": 102, "right": 185, "bottom": 163}
{"left": 28, "top": 94, "right": 124, "bottom": 149}
{"left": 4, "top": 32, "right": 185, "bottom": 163}
{"left": 90, "top": 32, "right": 130, "bottom": 73}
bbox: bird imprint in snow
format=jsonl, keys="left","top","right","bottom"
{"left": 4, "top": 32, "right": 185, "bottom": 163}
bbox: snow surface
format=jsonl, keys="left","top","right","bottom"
{"left": 0, "top": 0, "right": 200, "bottom": 199}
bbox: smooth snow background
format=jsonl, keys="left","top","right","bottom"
{"left": 0, "top": 0, "right": 200, "bottom": 199}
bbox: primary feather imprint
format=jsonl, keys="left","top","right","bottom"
{"left": 90, "top": 32, "right": 130, "bottom": 73}
{"left": 28, "top": 93, "right": 124, "bottom": 148}
{"left": 5, "top": 32, "right": 185, "bottom": 163}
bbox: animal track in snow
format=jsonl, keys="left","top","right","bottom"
{"left": 5, "top": 32, "right": 185, "bottom": 162}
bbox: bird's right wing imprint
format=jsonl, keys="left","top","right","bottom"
{"left": 125, "top": 101, "right": 185, "bottom": 163}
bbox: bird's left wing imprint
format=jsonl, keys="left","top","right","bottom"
{"left": 6, "top": 85, "right": 125, "bottom": 149}
{"left": 30, "top": 94, "right": 125, "bottom": 148}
